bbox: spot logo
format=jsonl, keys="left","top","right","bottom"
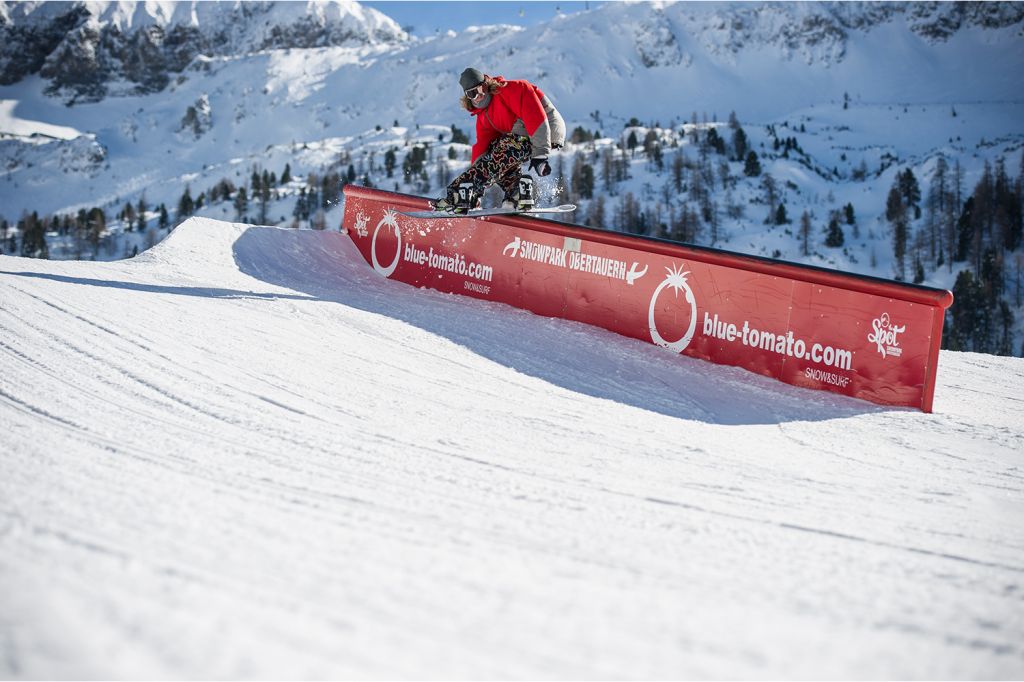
{"left": 868, "top": 312, "right": 906, "bottom": 359}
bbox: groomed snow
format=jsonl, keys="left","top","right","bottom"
{"left": 1, "top": 218, "right": 1022, "bottom": 678}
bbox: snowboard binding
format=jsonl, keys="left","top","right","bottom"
{"left": 516, "top": 175, "right": 535, "bottom": 211}
{"left": 502, "top": 175, "right": 536, "bottom": 211}
{"left": 431, "top": 183, "right": 481, "bottom": 214}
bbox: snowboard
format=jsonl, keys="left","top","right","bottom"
{"left": 401, "top": 204, "right": 576, "bottom": 219}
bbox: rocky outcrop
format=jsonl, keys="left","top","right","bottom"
{"left": 659, "top": 1, "right": 1024, "bottom": 68}
{"left": 0, "top": 4, "right": 91, "bottom": 86}
{"left": 179, "top": 94, "right": 212, "bottom": 138}
{"left": 0, "top": 0, "right": 408, "bottom": 103}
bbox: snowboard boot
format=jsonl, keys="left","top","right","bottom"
{"left": 502, "top": 175, "right": 536, "bottom": 211}
{"left": 430, "top": 196, "right": 463, "bottom": 214}
{"left": 515, "top": 174, "right": 535, "bottom": 211}
{"left": 431, "top": 183, "right": 480, "bottom": 214}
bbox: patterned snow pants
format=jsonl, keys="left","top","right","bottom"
{"left": 446, "top": 134, "right": 531, "bottom": 202}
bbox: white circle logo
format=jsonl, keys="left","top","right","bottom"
{"left": 648, "top": 263, "right": 698, "bottom": 353}
{"left": 371, "top": 208, "right": 401, "bottom": 277}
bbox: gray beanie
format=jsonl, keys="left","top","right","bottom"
{"left": 459, "top": 68, "right": 485, "bottom": 91}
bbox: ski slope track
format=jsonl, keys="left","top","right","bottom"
{"left": 1, "top": 218, "right": 1023, "bottom": 678}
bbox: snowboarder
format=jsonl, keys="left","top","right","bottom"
{"left": 430, "top": 68, "right": 566, "bottom": 214}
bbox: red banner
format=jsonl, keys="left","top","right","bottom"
{"left": 342, "top": 185, "right": 953, "bottom": 412}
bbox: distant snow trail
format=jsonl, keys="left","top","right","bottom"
{"left": 1, "top": 219, "right": 1022, "bottom": 679}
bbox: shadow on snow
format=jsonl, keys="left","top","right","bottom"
{"left": 228, "top": 226, "right": 889, "bottom": 426}
{"left": 0, "top": 270, "right": 315, "bottom": 301}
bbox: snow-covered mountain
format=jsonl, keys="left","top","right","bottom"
{"left": 1, "top": 0, "right": 1020, "bottom": 216}
{"left": 1, "top": 216, "right": 1022, "bottom": 678}
{"left": 0, "top": 1, "right": 1023, "bottom": 347}
{"left": 3, "top": 1, "right": 1022, "bottom": 108}
{"left": 0, "top": 0, "right": 408, "bottom": 101}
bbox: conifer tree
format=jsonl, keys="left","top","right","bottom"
{"left": 887, "top": 183, "right": 909, "bottom": 280}
{"left": 706, "top": 127, "right": 726, "bottom": 156}
{"left": 744, "top": 151, "right": 761, "bottom": 177}
{"left": 852, "top": 159, "right": 869, "bottom": 182}
{"left": 586, "top": 196, "right": 606, "bottom": 229}
{"left": 86, "top": 207, "right": 106, "bottom": 252}
{"left": 954, "top": 196, "right": 974, "bottom": 263}
{"left": 136, "top": 195, "right": 147, "bottom": 232}
{"left": 761, "top": 174, "right": 778, "bottom": 223}
{"left": 927, "top": 156, "right": 949, "bottom": 263}
{"left": 601, "top": 148, "right": 615, "bottom": 193}
{"left": 732, "top": 126, "right": 748, "bottom": 162}
{"left": 123, "top": 202, "right": 136, "bottom": 232}
{"left": 898, "top": 168, "right": 922, "bottom": 219}
{"left": 626, "top": 130, "right": 638, "bottom": 157}
{"left": 945, "top": 270, "right": 981, "bottom": 350}
{"left": 19, "top": 212, "right": 49, "bottom": 259}
{"left": 178, "top": 186, "right": 194, "bottom": 218}
{"left": 994, "top": 156, "right": 1022, "bottom": 252}
{"left": 708, "top": 199, "right": 719, "bottom": 245}
{"left": 775, "top": 203, "right": 789, "bottom": 226}
{"left": 825, "top": 214, "right": 845, "bottom": 248}
{"left": 258, "top": 172, "right": 271, "bottom": 224}
{"left": 672, "top": 151, "right": 685, "bottom": 193}
{"left": 997, "top": 301, "right": 1014, "bottom": 356}
{"left": 571, "top": 153, "right": 595, "bottom": 201}
{"left": 293, "top": 188, "right": 308, "bottom": 223}
{"left": 798, "top": 210, "right": 811, "bottom": 255}
{"left": 402, "top": 145, "right": 427, "bottom": 179}
{"left": 234, "top": 187, "right": 248, "bottom": 222}
{"left": 449, "top": 124, "right": 469, "bottom": 145}
{"left": 322, "top": 173, "right": 342, "bottom": 209}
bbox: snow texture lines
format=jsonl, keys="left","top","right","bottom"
{"left": 1, "top": 218, "right": 1023, "bottom": 678}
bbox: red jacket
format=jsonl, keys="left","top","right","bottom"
{"left": 469, "top": 77, "right": 547, "bottom": 162}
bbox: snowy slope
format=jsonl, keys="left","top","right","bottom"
{"left": 1, "top": 218, "right": 1023, "bottom": 678}
{"left": 1, "top": 0, "right": 1022, "bottom": 220}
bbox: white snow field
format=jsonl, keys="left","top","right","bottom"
{"left": 1, "top": 218, "right": 1022, "bottom": 679}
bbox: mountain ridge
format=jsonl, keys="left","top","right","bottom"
{"left": 0, "top": 0, "right": 408, "bottom": 101}
{"left": 2, "top": 1, "right": 1022, "bottom": 104}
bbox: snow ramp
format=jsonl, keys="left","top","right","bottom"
{"left": 343, "top": 185, "right": 954, "bottom": 411}
{"left": 1, "top": 217, "right": 1023, "bottom": 678}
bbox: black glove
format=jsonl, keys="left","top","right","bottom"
{"left": 530, "top": 157, "right": 551, "bottom": 177}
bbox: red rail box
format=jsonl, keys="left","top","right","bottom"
{"left": 343, "top": 185, "right": 953, "bottom": 411}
